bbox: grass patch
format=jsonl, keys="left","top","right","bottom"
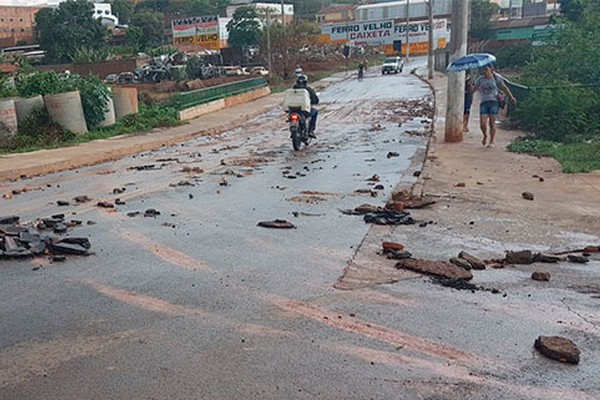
{"left": 0, "top": 105, "right": 180, "bottom": 155}
{"left": 508, "top": 137, "right": 600, "bottom": 173}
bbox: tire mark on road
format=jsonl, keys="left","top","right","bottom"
{"left": 82, "top": 279, "right": 295, "bottom": 338}
{"left": 117, "top": 229, "right": 211, "bottom": 271}
{"left": 332, "top": 343, "right": 483, "bottom": 382}
{"left": 269, "top": 294, "right": 482, "bottom": 364}
{"left": 83, "top": 279, "right": 207, "bottom": 317}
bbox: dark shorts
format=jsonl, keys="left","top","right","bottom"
{"left": 464, "top": 95, "right": 473, "bottom": 115}
{"left": 480, "top": 100, "right": 499, "bottom": 116}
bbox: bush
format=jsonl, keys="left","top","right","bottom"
{"left": 65, "top": 75, "right": 111, "bottom": 128}
{"left": 0, "top": 109, "right": 75, "bottom": 152}
{"left": 16, "top": 71, "right": 111, "bottom": 129}
{"left": 1, "top": 105, "right": 180, "bottom": 153}
{"left": 17, "top": 71, "right": 68, "bottom": 97}
{"left": 510, "top": 85, "right": 598, "bottom": 142}
{"left": 107, "top": 105, "right": 179, "bottom": 133}
{"left": 494, "top": 43, "right": 534, "bottom": 70}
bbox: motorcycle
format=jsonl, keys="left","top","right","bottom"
{"left": 287, "top": 108, "right": 311, "bottom": 151}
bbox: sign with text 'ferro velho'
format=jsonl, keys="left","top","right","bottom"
{"left": 172, "top": 16, "right": 220, "bottom": 49}
{"left": 321, "top": 19, "right": 448, "bottom": 48}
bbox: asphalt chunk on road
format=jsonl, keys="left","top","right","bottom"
{"left": 1, "top": 216, "right": 92, "bottom": 261}
{"left": 257, "top": 220, "right": 296, "bottom": 229}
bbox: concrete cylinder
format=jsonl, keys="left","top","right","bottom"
{"left": 15, "top": 95, "right": 44, "bottom": 123}
{"left": 112, "top": 87, "right": 138, "bottom": 119}
{"left": 44, "top": 91, "right": 88, "bottom": 135}
{"left": 0, "top": 98, "right": 18, "bottom": 138}
{"left": 98, "top": 95, "right": 116, "bottom": 127}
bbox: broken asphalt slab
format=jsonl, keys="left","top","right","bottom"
{"left": 395, "top": 258, "right": 473, "bottom": 280}
{"left": 1, "top": 215, "right": 92, "bottom": 261}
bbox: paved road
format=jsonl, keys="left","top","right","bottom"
{"left": 1, "top": 69, "right": 434, "bottom": 399}
{"left": 2, "top": 65, "right": 598, "bottom": 400}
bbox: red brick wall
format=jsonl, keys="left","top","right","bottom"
{"left": 0, "top": 6, "right": 42, "bottom": 44}
{"left": 36, "top": 60, "right": 139, "bottom": 78}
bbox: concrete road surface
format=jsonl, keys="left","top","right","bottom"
{"left": 1, "top": 65, "right": 598, "bottom": 400}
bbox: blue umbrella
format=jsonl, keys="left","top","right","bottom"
{"left": 446, "top": 53, "right": 496, "bottom": 72}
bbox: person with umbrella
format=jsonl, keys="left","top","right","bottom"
{"left": 447, "top": 53, "right": 516, "bottom": 147}
{"left": 475, "top": 65, "right": 516, "bottom": 148}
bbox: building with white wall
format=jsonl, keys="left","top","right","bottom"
{"left": 92, "top": 3, "right": 118, "bottom": 26}
{"left": 226, "top": 1, "right": 294, "bottom": 24}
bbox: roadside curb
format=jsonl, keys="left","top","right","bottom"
{"left": 390, "top": 68, "right": 438, "bottom": 200}
{"left": 409, "top": 69, "right": 441, "bottom": 198}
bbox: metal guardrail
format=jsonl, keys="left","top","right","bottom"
{"left": 169, "top": 78, "right": 268, "bottom": 110}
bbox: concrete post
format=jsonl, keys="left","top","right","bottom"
{"left": 427, "top": 0, "right": 434, "bottom": 80}
{"left": 405, "top": 0, "right": 410, "bottom": 62}
{"left": 444, "top": 0, "right": 469, "bottom": 143}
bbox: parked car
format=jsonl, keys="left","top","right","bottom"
{"left": 250, "top": 66, "right": 269, "bottom": 76}
{"left": 382, "top": 56, "right": 404, "bottom": 74}
{"left": 223, "top": 66, "right": 250, "bottom": 77}
{"left": 116, "top": 72, "right": 136, "bottom": 84}
{"left": 104, "top": 74, "right": 118, "bottom": 83}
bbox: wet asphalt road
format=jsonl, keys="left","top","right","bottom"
{"left": 1, "top": 66, "right": 599, "bottom": 400}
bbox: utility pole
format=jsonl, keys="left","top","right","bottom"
{"left": 266, "top": 9, "right": 272, "bottom": 75}
{"left": 427, "top": 0, "right": 434, "bottom": 79}
{"left": 444, "top": 0, "right": 469, "bottom": 143}
{"left": 405, "top": 0, "right": 410, "bottom": 62}
{"left": 280, "top": 1, "right": 288, "bottom": 78}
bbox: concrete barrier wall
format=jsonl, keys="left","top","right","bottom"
{"left": 178, "top": 99, "right": 226, "bottom": 121}
{"left": 224, "top": 86, "right": 271, "bottom": 108}
{"left": 178, "top": 86, "right": 271, "bottom": 122}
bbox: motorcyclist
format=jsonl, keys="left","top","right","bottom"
{"left": 293, "top": 74, "right": 319, "bottom": 137}
{"left": 294, "top": 65, "right": 304, "bottom": 77}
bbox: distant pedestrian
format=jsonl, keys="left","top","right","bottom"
{"left": 463, "top": 70, "right": 475, "bottom": 133}
{"left": 475, "top": 65, "right": 516, "bottom": 148}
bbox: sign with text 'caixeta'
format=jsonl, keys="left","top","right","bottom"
{"left": 172, "top": 16, "right": 220, "bottom": 49}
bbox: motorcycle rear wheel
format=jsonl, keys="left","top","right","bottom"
{"left": 291, "top": 126, "right": 302, "bottom": 151}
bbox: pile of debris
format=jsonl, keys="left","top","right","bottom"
{"left": 341, "top": 193, "right": 436, "bottom": 226}
{"left": 340, "top": 204, "right": 416, "bottom": 226}
{"left": 0, "top": 215, "right": 91, "bottom": 261}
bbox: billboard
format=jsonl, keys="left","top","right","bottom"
{"left": 320, "top": 18, "right": 449, "bottom": 52}
{"left": 172, "top": 16, "right": 220, "bottom": 49}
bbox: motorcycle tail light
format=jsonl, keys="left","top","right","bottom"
{"left": 290, "top": 113, "right": 300, "bottom": 121}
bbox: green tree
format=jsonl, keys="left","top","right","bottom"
{"left": 260, "top": 20, "right": 320, "bottom": 78}
{"left": 135, "top": 0, "right": 169, "bottom": 13}
{"left": 130, "top": 11, "right": 166, "bottom": 49}
{"left": 469, "top": 0, "right": 499, "bottom": 40}
{"left": 126, "top": 25, "right": 143, "bottom": 50}
{"left": 558, "top": 0, "right": 585, "bottom": 21}
{"left": 135, "top": 0, "right": 229, "bottom": 17}
{"left": 509, "top": 1, "right": 600, "bottom": 140}
{"left": 111, "top": 0, "right": 134, "bottom": 25}
{"left": 227, "top": 6, "right": 262, "bottom": 48}
{"left": 287, "top": 0, "right": 356, "bottom": 21}
{"left": 35, "top": 0, "right": 108, "bottom": 63}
